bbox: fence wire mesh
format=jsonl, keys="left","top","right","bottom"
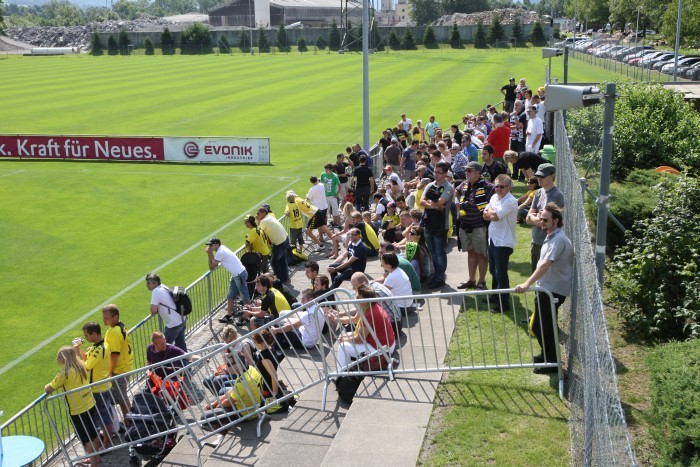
{"left": 553, "top": 110, "right": 637, "bottom": 466}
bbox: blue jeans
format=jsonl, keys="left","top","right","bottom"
{"left": 424, "top": 228, "right": 447, "bottom": 282}
{"left": 488, "top": 240, "right": 513, "bottom": 311}
{"left": 271, "top": 238, "right": 290, "bottom": 283}
{"left": 228, "top": 270, "right": 250, "bottom": 303}
{"left": 164, "top": 321, "right": 187, "bottom": 352}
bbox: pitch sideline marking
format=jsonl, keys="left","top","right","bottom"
{"left": 0, "top": 177, "right": 300, "bottom": 376}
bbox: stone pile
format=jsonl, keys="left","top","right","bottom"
{"left": 7, "top": 17, "right": 177, "bottom": 50}
{"left": 433, "top": 8, "right": 542, "bottom": 26}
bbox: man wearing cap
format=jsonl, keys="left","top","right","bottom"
{"left": 425, "top": 115, "right": 440, "bottom": 141}
{"left": 384, "top": 137, "right": 403, "bottom": 174}
{"left": 480, "top": 144, "right": 508, "bottom": 183}
{"left": 501, "top": 77, "right": 518, "bottom": 112}
{"left": 146, "top": 273, "right": 187, "bottom": 351}
{"left": 207, "top": 238, "right": 251, "bottom": 324}
{"left": 401, "top": 139, "right": 419, "bottom": 181}
{"left": 420, "top": 161, "right": 454, "bottom": 289}
{"left": 525, "top": 106, "right": 544, "bottom": 153}
{"left": 257, "top": 207, "right": 290, "bottom": 283}
{"left": 526, "top": 163, "right": 565, "bottom": 272}
{"left": 456, "top": 162, "right": 494, "bottom": 290}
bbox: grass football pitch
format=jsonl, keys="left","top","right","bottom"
{"left": 0, "top": 48, "right": 625, "bottom": 451}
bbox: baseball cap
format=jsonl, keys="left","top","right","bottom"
{"left": 391, "top": 137, "right": 399, "bottom": 143}
{"left": 534, "top": 163, "right": 556, "bottom": 177}
{"left": 206, "top": 238, "right": 221, "bottom": 246}
{"left": 509, "top": 77, "right": 515, "bottom": 81}
{"left": 466, "top": 161, "right": 482, "bottom": 171}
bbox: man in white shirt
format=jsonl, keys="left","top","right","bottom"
{"left": 306, "top": 176, "right": 333, "bottom": 247}
{"left": 525, "top": 106, "right": 544, "bottom": 153}
{"left": 398, "top": 112, "right": 412, "bottom": 133}
{"left": 273, "top": 289, "right": 327, "bottom": 349}
{"left": 146, "top": 272, "right": 187, "bottom": 351}
{"left": 206, "top": 238, "right": 250, "bottom": 324}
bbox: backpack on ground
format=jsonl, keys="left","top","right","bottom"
{"left": 168, "top": 286, "right": 193, "bottom": 317}
{"left": 286, "top": 246, "right": 307, "bottom": 266}
{"left": 335, "top": 375, "right": 364, "bottom": 404}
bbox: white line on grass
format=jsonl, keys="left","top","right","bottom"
{"left": 0, "top": 170, "right": 25, "bottom": 177}
{"left": 0, "top": 177, "right": 300, "bottom": 376}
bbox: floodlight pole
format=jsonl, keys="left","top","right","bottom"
{"left": 595, "top": 82, "right": 616, "bottom": 286}
{"left": 362, "top": 0, "right": 370, "bottom": 151}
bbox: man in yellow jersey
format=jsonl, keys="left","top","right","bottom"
{"left": 244, "top": 215, "right": 270, "bottom": 272}
{"left": 74, "top": 322, "right": 114, "bottom": 448}
{"left": 102, "top": 304, "right": 134, "bottom": 422}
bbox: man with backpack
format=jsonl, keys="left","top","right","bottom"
{"left": 145, "top": 272, "right": 187, "bottom": 351}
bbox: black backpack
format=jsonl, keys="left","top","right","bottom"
{"left": 335, "top": 375, "right": 364, "bottom": 404}
{"left": 168, "top": 286, "right": 193, "bottom": 317}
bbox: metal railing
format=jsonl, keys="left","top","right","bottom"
{"left": 553, "top": 110, "right": 637, "bottom": 465}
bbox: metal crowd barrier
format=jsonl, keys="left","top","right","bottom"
{"left": 41, "top": 346, "right": 224, "bottom": 467}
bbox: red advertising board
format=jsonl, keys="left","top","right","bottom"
{"left": 0, "top": 135, "right": 165, "bottom": 160}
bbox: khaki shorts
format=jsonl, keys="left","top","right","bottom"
{"left": 459, "top": 226, "right": 488, "bottom": 256}
{"left": 326, "top": 197, "right": 340, "bottom": 216}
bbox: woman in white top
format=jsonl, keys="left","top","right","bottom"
{"left": 482, "top": 174, "right": 518, "bottom": 312}
{"left": 381, "top": 253, "right": 415, "bottom": 312}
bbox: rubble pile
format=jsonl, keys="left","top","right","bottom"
{"left": 433, "top": 8, "right": 542, "bottom": 27}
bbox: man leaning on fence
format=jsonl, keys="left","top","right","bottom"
{"left": 515, "top": 203, "right": 573, "bottom": 374}
{"left": 206, "top": 238, "right": 251, "bottom": 325}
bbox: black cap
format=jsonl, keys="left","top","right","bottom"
{"left": 206, "top": 238, "right": 221, "bottom": 246}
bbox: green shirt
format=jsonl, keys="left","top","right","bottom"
{"left": 398, "top": 256, "right": 421, "bottom": 292}
{"left": 320, "top": 172, "right": 340, "bottom": 197}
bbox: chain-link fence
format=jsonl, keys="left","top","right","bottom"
{"left": 553, "top": 110, "right": 637, "bottom": 466}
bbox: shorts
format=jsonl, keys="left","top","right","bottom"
{"left": 458, "top": 226, "right": 488, "bottom": 256}
{"left": 326, "top": 197, "right": 339, "bottom": 216}
{"left": 93, "top": 391, "right": 114, "bottom": 429}
{"left": 307, "top": 209, "right": 327, "bottom": 229}
{"left": 72, "top": 406, "right": 100, "bottom": 445}
{"left": 289, "top": 227, "right": 304, "bottom": 246}
{"left": 110, "top": 373, "right": 130, "bottom": 405}
{"left": 253, "top": 315, "right": 275, "bottom": 328}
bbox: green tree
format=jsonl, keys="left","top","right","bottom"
{"left": 297, "top": 36, "right": 307, "bottom": 52}
{"left": 161, "top": 27, "right": 175, "bottom": 54}
{"left": 510, "top": 17, "right": 524, "bottom": 46}
{"left": 239, "top": 30, "right": 251, "bottom": 52}
{"left": 661, "top": 0, "right": 700, "bottom": 45}
{"left": 389, "top": 30, "right": 401, "bottom": 50}
{"left": 329, "top": 18, "right": 341, "bottom": 51}
{"left": 347, "top": 21, "right": 362, "bottom": 52}
{"left": 423, "top": 25, "right": 438, "bottom": 48}
{"left": 609, "top": 175, "right": 700, "bottom": 341}
{"left": 316, "top": 34, "right": 327, "bottom": 50}
{"left": 40, "top": 0, "right": 84, "bottom": 26}
{"left": 371, "top": 23, "right": 384, "bottom": 50}
{"left": 180, "top": 22, "right": 212, "bottom": 54}
{"left": 107, "top": 34, "right": 118, "bottom": 55}
{"left": 474, "top": 20, "right": 487, "bottom": 48}
{"left": 84, "top": 6, "right": 118, "bottom": 22}
{"left": 402, "top": 28, "right": 417, "bottom": 50}
{"left": 218, "top": 34, "right": 230, "bottom": 52}
{"left": 118, "top": 28, "right": 131, "bottom": 55}
{"left": 90, "top": 30, "right": 103, "bottom": 55}
{"left": 257, "top": 26, "right": 270, "bottom": 53}
{"left": 144, "top": 37, "right": 154, "bottom": 55}
{"left": 530, "top": 21, "right": 545, "bottom": 45}
{"left": 0, "top": 0, "right": 5, "bottom": 34}
{"left": 488, "top": 16, "right": 505, "bottom": 46}
{"left": 276, "top": 22, "right": 290, "bottom": 52}
{"left": 409, "top": 0, "right": 439, "bottom": 25}
{"left": 449, "top": 22, "right": 462, "bottom": 48}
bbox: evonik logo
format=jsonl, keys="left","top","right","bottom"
{"left": 183, "top": 142, "right": 199, "bottom": 158}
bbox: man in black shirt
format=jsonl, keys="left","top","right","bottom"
{"left": 501, "top": 77, "right": 518, "bottom": 112}
{"left": 334, "top": 153, "right": 350, "bottom": 200}
{"left": 327, "top": 228, "right": 368, "bottom": 289}
{"left": 506, "top": 150, "right": 548, "bottom": 181}
{"left": 480, "top": 144, "right": 507, "bottom": 183}
{"left": 352, "top": 154, "right": 375, "bottom": 212}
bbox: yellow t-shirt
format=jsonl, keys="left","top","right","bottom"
{"left": 260, "top": 215, "right": 288, "bottom": 245}
{"left": 271, "top": 288, "right": 291, "bottom": 313}
{"left": 84, "top": 341, "right": 112, "bottom": 393}
{"left": 414, "top": 188, "right": 425, "bottom": 212}
{"left": 285, "top": 201, "right": 304, "bottom": 229}
{"left": 105, "top": 322, "right": 134, "bottom": 375}
{"left": 246, "top": 227, "right": 271, "bottom": 256}
{"left": 359, "top": 222, "right": 380, "bottom": 252}
{"left": 229, "top": 366, "right": 263, "bottom": 420}
{"left": 49, "top": 368, "right": 95, "bottom": 416}
{"left": 381, "top": 213, "right": 400, "bottom": 227}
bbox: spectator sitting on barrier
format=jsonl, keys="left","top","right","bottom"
{"left": 327, "top": 228, "right": 368, "bottom": 289}
{"left": 273, "top": 289, "right": 327, "bottom": 350}
{"left": 517, "top": 177, "right": 540, "bottom": 223}
{"left": 203, "top": 325, "right": 255, "bottom": 396}
{"left": 72, "top": 322, "right": 113, "bottom": 450}
{"left": 201, "top": 358, "right": 263, "bottom": 430}
{"left": 244, "top": 215, "right": 270, "bottom": 273}
{"left": 335, "top": 285, "right": 396, "bottom": 372}
{"left": 45, "top": 346, "right": 100, "bottom": 467}
{"left": 242, "top": 275, "right": 283, "bottom": 331}
{"left": 515, "top": 203, "right": 573, "bottom": 374}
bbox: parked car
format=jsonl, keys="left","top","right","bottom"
{"left": 678, "top": 61, "right": 700, "bottom": 78}
{"left": 623, "top": 49, "right": 655, "bottom": 64}
{"left": 599, "top": 45, "right": 626, "bottom": 58}
{"left": 554, "top": 37, "right": 588, "bottom": 48}
{"left": 682, "top": 62, "right": 700, "bottom": 79}
{"left": 661, "top": 56, "right": 700, "bottom": 74}
{"left": 652, "top": 55, "right": 684, "bottom": 71}
{"left": 620, "top": 46, "right": 655, "bottom": 62}
{"left": 636, "top": 51, "right": 672, "bottom": 67}
{"left": 644, "top": 53, "right": 676, "bottom": 69}
{"left": 690, "top": 67, "right": 700, "bottom": 80}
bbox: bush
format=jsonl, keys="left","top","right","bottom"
{"left": 297, "top": 37, "right": 307, "bottom": 52}
{"left": 257, "top": 26, "right": 270, "bottom": 53}
{"left": 90, "top": 31, "right": 103, "bottom": 55}
{"left": 531, "top": 22, "right": 545, "bottom": 46}
{"left": 449, "top": 23, "right": 462, "bottom": 49}
{"left": 488, "top": 16, "right": 504, "bottom": 46}
{"left": 316, "top": 35, "right": 327, "bottom": 50}
{"left": 118, "top": 28, "right": 130, "bottom": 55}
{"left": 423, "top": 25, "right": 438, "bottom": 49}
{"left": 510, "top": 18, "right": 524, "bottom": 47}
{"left": 388, "top": 31, "right": 401, "bottom": 50}
{"left": 144, "top": 37, "right": 154, "bottom": 55}
{"left": 239, "top": 30, "right": 251, "bottom": 53}
{"left": 329, "top": 18, "right": 340, "bottom": 51}
{"left": 609, "top": 175, "right": 700, "bottom": 341}
{"left": 107, "top": 34, "right": 118, "bottom": 55}
{"left": 647, "top": 339, "right": 700, "bottom": 464}
{"left": 218, "top": 34, "right": 230, "bottom": 52}
{"left": 567, "top": 83, "right": 700, "bottom": 180}
{"left": 474, "top": 20, "right": 487, "bottom": 48}
{"left": 276, "top": 23, "right": 290, "bottom": 52}
{"left": 371, "top": 25, "right": 384, "bottom": 51}
{"left": 180, "top": 22, "right": 212, "bottom": 54}
{"left": 402, "top": 28, "right": 416, "bottom": 50}
{"left": 161, "top": 27, "right": 175, "bottom": 55}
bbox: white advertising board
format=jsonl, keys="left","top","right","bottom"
{"left": 163, "top": 137, "right": 270, "bottom": 164}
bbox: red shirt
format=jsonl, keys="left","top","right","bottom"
{"left": 488, "top": 125, "right": 511, "bottom": 158}
{"left": 361, "top": 302, "right": 395, "bottom": 349}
